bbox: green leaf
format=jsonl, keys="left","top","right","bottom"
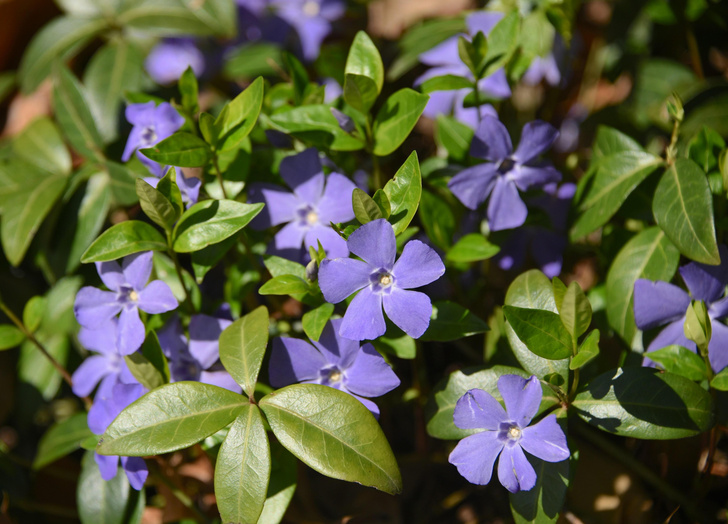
{"left": 157, "top": 167, "right": 184, "bottom": 218}
{"left": 141, "top": 132, "right": 210, "bottom": 167}
{"left": 420, "top": 74, "right": 473, "bottom": 94}
{"left": 573, "top": 367, "right": 714, "bottom": 439}
{"left": 653, "top": 158, "right": 720, "bottom": 264}
{"left": 446, "top": 233, "right": 500, "bottom": 263}
{"left": 457, "top": 36, "right": 481, "bottom": 78}
{"left": 104, "top": 161, "right": 139, "bottom": 206}
{"left": 257, "top": 441, "right": 297, "bottom": 524}
{"left": 260, "top": 384, "right": 402, "bottom": 494}
{"left": 425, "top": 366, "right": 561, "bottom": 440}
{"left": 124, "top": 332, "right": 169, "bottom": 390}
{"left": 18, "top": 334, "right": 69, "bottom": 400}
{"left": 282, "top": 52, "right": 309, "bottom": 106}
{"left": 421, "top": 301, "right": 489, "bottom": 342}
{"left": 569, "top": 329, "right": 600, "bottom": 370}
{"left": 19, "top": 16, "right": 107, "bottom": 93}
{"left": 215, "top": 405, "right": 270, "bottom": 524}
{"left": 344, "top": 31, "right": 384, "bottom": 94}
{"left": 481, "top": 11, "right": 520, "bottom": 78}
{"left": 173, "top": 200, "right": 264, "bottom": 252}
{"left": 219, "top": 306, "right": 269, "bottom": 397}
{"left": 383, "top": 152, "right": 422, "bottom": 235}
{"left": 418, "top": 189, "right": 455, "bottom": 251}
{"left": 0, "top": 72, "right": 14, "bottom": 104}
{"left": 191, "top": 236, "right": 238, "bottom": 283}
{"left": 136, "top": 178, "right": 177, "bottom": 231}
{"left": 435, "top": 116, "right": 474, "bottom": 163}
{"left": 352, "top": 187, "right": 383, "bottom": 224}
{"left": 645, "top": 345, "right": 708, "bottom": 382}
{"left": 258, "top": 275, "right": 310, "bottom": 295}
{"left": 591, "top": 126, "right": 644, "bottom": 164}
{"left": 263, "top": 256, "right": 306, "bottom": 280}
{"left": 214, "top": 76, "right": 264, "bottom": 151}
{"left": 555, "top": 280, "right": 591, "bottom": 338}
{"left": 688, "top": 126, "right": 725, "bottom": 173}
{"left": 33, "top": 412, "right": 92, "bottom": 470}
{"left": 270, "top": 105, "right": 365, "bottom": 151}
{"left": 373, "top": 334, "right": 416, "bottom": 359}
{"left": 53, "top": 66, "right": 104, "bottom": 159}
{"left": 66, "top": 171, "right": 112, "bottom": 272}
{"left": 372, "top": 88, "right": 429, "bottom": 156}
{"left": 711, "top": 367, "right": 728, "bottom": 391}
{"left": 372, "top": 189, "right": 391, "bottom": 218}
{"left": 23, "top": 296, "right": 46, "bottom": 333}
{"left": 631, "top": 59, "right": 697, "bottom": 130}
{"left": 81, "top": 220, "right": 167, "bottom": 262}
{"left": 77, "top": 451, "right": 144, "bottom": 524}
{"left": 503, "top": 306, "right": 574, "bottom": 360}
{"left": 510, "top": 445, "right": 569, "bottom": 524}
{"left": 0, "top": 325, "right": 25, "bottom": 350}
{"left": 12, "top": 117, "right": 71, "bottom": 175}
{"left": 97, "top": 382, "right": 247, "bottom": 456}
{"left": 605, "top": 227, "right": 680, "bottom": 345}
{"left": 179, "top": 66, "right": 199, "bottom": 114}
{"left": 344, "top": 74, "right": 380, "bottom": 114}
{"left": 223, "top": 42, "right": 283, "bottom": 79}
{"left": 571, "top": 151, "right": 663, "bottom": 240}
{"left": 116, "top": 0, "right": 236, "bottom": 37}
{"left": 302, "top": 303, "right": 335, "bottom": 342}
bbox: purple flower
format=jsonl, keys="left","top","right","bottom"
{"left": 144, "top": 169, "right": 201, "bottom": 209}
{"left": 145, "top": 38, "right": 206, "bottom": 85}
{"left": 71, "top": 318, "right": 137, "bottom": 398}
{"left": 157, "top": 314, "right": 241, "bottom": 393}
{"left": 269, "top": 318, "right": 400, "bottom": 417}
{"left": 319, "top": 219, "right": 446, "bottom": 340}
{"left": 449, "top": 375, "right": 569, "bottom": 493}
{"left": 74, "top": 252, "right": 178, "bottom": 355}
{"left": 521, "top": 54, "right": 561, "bottom": 86}
{"left": 415, "top": 11, "right": 512, "bottom": 128}
{"left": 88, "top": 383, "right": 148, "bottom": 490}
{"left": 634, "top": 245, "right": 728, "bottom": 373}
{"left": 448, "top": 116, "right": 561, "bottom": 231}
{"left": 248, "top": 148, "right": 356, "bottom": 262}
{"left": 271, "top": 0, "right": 345, "bottom": 61}
{"left": 122, "top": 102, "right": 185, "bottom": 177}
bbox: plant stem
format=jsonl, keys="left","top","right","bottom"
{"left": 212, "top": 155, "right": 229, "bottom": 199}
{"left": 168, "top": 249, "right": 195, "bottom": 313}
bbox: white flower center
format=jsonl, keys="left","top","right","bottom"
{"left": 128, "top": 290, "right": 139, "bottom": 302}
{"left": 141, "top": 126, "right": 158, "bottom": 146}
{"left": 306, "top": 210, "right": 319, "bottom": 224}
{"left": 329, "top": 370, "right": 342, "bottom": 383}
{"left": 302, "top": 0, "right": 320, "bottom": 16}
{"left": 379, "top": 274, "right": 392, "bottom": 286}
{"left": 507, "top": 425, "right": 522, "bottom": 440}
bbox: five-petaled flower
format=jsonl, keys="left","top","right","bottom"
{"left": 248, "top": 147, "right": 357, "bottom": 262}
{"left": 319, "top": 219, "right": 445, "bottom": 341}
{"left": 122, "top": 101, "right": 185, "bottom": 177}
{"left": 74, "top": 252, "right": 178, "bottom": 355}
{"left": 449, "top": 375, "right": 569, "bottom": 493}
{"left": 634, "top": 245, "right": 728, "bottom": 373}
{"left": 269, "top": 318, "right": 400, "bottom": 417}
{"left": 271, "top": 0, "right": 345, "bottom": 61}
{"left": 448, "top": 115, "right": 561, "bottom": 231}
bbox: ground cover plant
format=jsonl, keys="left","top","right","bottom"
{"left": 1, "top": 0, "right": 728, "bottom": 522}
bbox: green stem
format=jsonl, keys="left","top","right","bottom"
{"left": 212, "top": 155, "right": 229, "bottom": 199}
{"left": 168, "top": 249, "right": 195, "bottom": 313}
{"left": 666, "top": 118, "right": 680, "bottom": 165}
{"left": 472, "top": 78, "right": 482, "bottom": 126}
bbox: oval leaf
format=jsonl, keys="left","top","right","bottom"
{"left": 33, "top": 412, "right": 92, "bottom": 470}
{"left": 503, "top": 306, "right": 574, "bottom": 360}
{"left": 81, "top": 220, "right": 167, "bottom": 263}
{"left": 219, "top": 305, "right": 270, "bottom": 397}
{"left": 446, "top": 233, "right": 500, "bottom": 263}
{"left": 141, "top": 132, "right": 211, "bottom": 168}
{"left": 372, "top": 88, "right": 429, "bottom": 156}
{"left": 383, "top": 152, "right": 422, "bottom": 235}
{"left": 173, "top": 200, "right": 264, "bottom": 252}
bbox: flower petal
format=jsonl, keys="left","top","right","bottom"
{"left": 634, "top": 280, "right": 690, "bottom": 330}
{"left": 391, "top": 240, "right": 445, "bottom": 289}
{"left": 137, "top": 280, "right": 178, "bottom": 314}
{"left": 339, "top": 287, "right": 385, "bottom": 341}
{"left": 189, "top": 314, "right": 231, "bottom": 369}
{"left": 317, "top": 173, "right": 357, "bottom": 223}
{"left": 347, "top": 219, "right": 396, "bottom": 269}
{"left": 520, "top": 414, "right": 570, "bottom": 462}
{"left": 72, "top": 355, "right": 114, "bottom": 397}
{"left": 510, "top": 163, "right": 561, "bottom": 192}
{"left": 157, "top": 316, "right": 188, "bottom": 359}
{"left": 319, "top": 258, "right": 371, "bottom": 303}
{"left": 710, "top": 296, "right": 728, "bottom": 320}
{"left": 95, "top": 453, "right": 120, "bottom": 481}
{"left": 153, "top": 102, "right": 185, "bottom": 139}
{"left": 449, "top": 431, "right": 504, "bottom": 485}
{"left": 646, "top": 318, "right": 695, "bottom": 353}
{"left": 122, "top": 252, "right": 153, "bottom": 291}
{"left": 200, "top": 370, "right": 243, "bottom": 393}
{"left": 382, "top": 288, "right": 432, "bottom": 339}
{"left": 477, "top": 69, "right": 512, "bottom": 99}
{"left": 304, "top": 224, "right": 349, "bottom": 260}
{"left": 280, "top": 148, "right": 324, "bottom": 203}
{"left": 95, "top": 260, "right": 124, "bottom": 291}
{"left": 78, "top": 319, "right": 119, "bottom": 354}
{"left": 470, "top": 116, "right": 512, "bottom": 162}
{"left": 497, "top": 443, "right": 537, "bottom": 493}
{"left": 512, "top": 120, "right": 559, "bottom": 164}
{"left": 487, "top": 178, "right": 528, "bottom": 231}
{"left": 679, "top": 246, "right": 728, "bottom": 303}
{"left": 344, "top": 343, "right": 400, "bottom": 397}
{"left": 498, "top": 375, "right": 541, "bottom": 428}
{"left": 269, "top": 337, "right": 328, "bottom": 387}
{"left": 448, "top": 162, "right": 499, "bottom": 210}
{"left": 117, "top": 307, "right": 145, "bottom": 355}
{"left": 419, "top": 37, "right": 459, "bottom": 67}
{"left": 709, "top": 321, "right": 728, "bottom": 373}
{"left": 248, "top": 183, "right": 299, "bottom": 227}
{"left": 74, "top": 287, "right": 122, "bottom": 329}
{"left": 453, "top": 388, "right": 508, "bottom": 430}
{"left": 125, "top": 101, "right": 155, "bottom": 126}
{"left": 466, "top": 10, "right": 503, "bottom": 35}
{"left": 121, "top": 456, "right": 148, "bottom": 490}
{"left": 272, "top": 221, "right": 307, "bottom": 253}
{"left": 421, "top": 89, "right": 457, "bottom": 119}
{"left": 346, "top": 392, "right": 380, "bottom": 418}
{"left": 311, "top": 317, "right": 360, "bottom": 368}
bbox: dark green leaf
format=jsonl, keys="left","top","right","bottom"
{"left": 157, "top": 167, "right": 184, "bottom": 218}
{"left": 569, "top": 329, "right": 600, "bottom": 370}
{"left": 302, "top": 303, "right": 335, "bottom": 342}
{"left": 179, "top": 66, "right": 199, "bottom": 114}
{"left": 688, "top": 126, "right": 725, "bottom": 173}
{"left": 270, "top": 105, "right": 365, "bottom": 151}
{"left": 81, "top": 220, "right": 167, "bottom": 262}
{"left": 259, "top": 275, "right": 310, "bottom": 295}
{"left": 282, "top": 52, "right": 309, "bottom": 106}
{"left": 446, "top": 233, "right": 500, "bottom": 263}
{"left": 344, "top": 74, "right": 379, "bottom": 114}
{"left": 219, "top": 306, "right": 269, "bottom": 397}
{"left": 383, "top": 152, "right": 422, "bottom": 235}
{"left": 645, "top": 345, "right": 708, "bottom": 381}
{"left": 18, "top": 334, "right": 69, "bottom": 400}
{"left": 457, "top": 36, "right": 480, "bottom": 78}
{"left": 421, "top": 301, "right": 489, "bottom": 342}
{"left": 125, "top": 333, "right": 169, "bottom": 391}
{"left": 419, "top": 189, "right": 454, "bottom": 251}
{"left": 555, "top": 280, "right": 591, "bottom": 338}
{"left": 214, "top": 76, "right": 264, "bottom": 151}
{"left": 0, "top": 325, "right": 25, "bottom": 350}
{"left": 260, "top": 384, "right": 402, "bottom": 494}
{"left": 141, "top": 132, "right": 210, "bottom": 167}
{"left": 53, "top": 66, "right": 104, "bottom": 159}
{"left": 503, "top": 306, "right": 574, "bottom": 360}
{"left": 136, "top": 178, "right": 177, "bottom": 231}
{"left": 372, "top": 189, "right": 391, "bottom": 218}
{"left": 372, "top": 88, "right": 429, "bottom": 156}
{"left": 66, "top": 171, "right": 112, "bottom": 272}
{"left": 191, "top": 236, "right": 237, "bottom": 283}
{"left": 104, "top": 161, "right": 139, "bottom": 206}
{"left": 631, "top": 59, "right": 697, "bottom": 129}
{"left": 173, "top": 200, "right": 264, "bottom": 252}
{"left": 12, "top": 117, "right": 71, "bottom": 175}
{"left": 352, "top": 187, "right": 383, "bottom": 224}
{"left": 33, "top": 412, "right": 92, "bottom": 470}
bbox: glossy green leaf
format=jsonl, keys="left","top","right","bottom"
{"left": 345, "top": 31, "right": 384, "bottom": 93}
{"left": 591, "top": 126, "right": 644, "bottom": 164}
{"left": 125, "top": 332, "right": 169, "bottom": 391}
{"left": 173, "top": 200, "right": 263, "bottom": 252}
{"left": 688, "top": 126, "right": 725, "bottom": 173}
{"left": 136, "top": 178, "right": 177, "bottom": 231}
{"left": 53, "top": 66, "right": 104, "bottom": 159}
{"left": 653, "top": 158, "right": 720, "bottom": 264}
{"left": 711, "top": 367, "right": 728, "bottom": 391}
{"left": 81, "top": 220, "right": 167, "bottom": 262}
{"left": 157, "top": 167, "right": 184, "bottom": 218}
{"left": 23, "top": 296, "right": 46, "bottom": 333}
{"left": 383, "top": 151, "right": 422, "bottom": 235}
{"left": 606, "top": 227, "right": 680, "bottom": 345}
{"left": 97, "top": 382, "right": 247, "bottom": 456}
{"left": 219, "top": 306, "right": 269, "bottom": 397}
{"left": 435, "top": 116, "right": 474, "bottom": 163}
{"left": 257, "top": 441, "right": 297, "bottom": 524}
{"left": 421, "top": 301, "right": 489, "bottom": 342}
{"left": 645, "top": 345, "right": 708, "bottom": 382}
{"left": 352, "top": 187, "right": 383, "bottom": 224}
{"left": 573, "top": 367, "right": 714, "bottom": 439}
{"left": 372, "top": 189, "right": 391, "bottom": 218}
{"left": 344, "top": 74, "right": 380, "bottom": 114}
{"left": 215, "top": 405, "right": 270, "bottom": 524}
{"left": 12, "top": 117, "right": 71, "bottom": 175}
{"left": 33, "top": 412, "right": 92, "bottom": 470}
{"left": 372, "top": 88, "right": 429, "bottom": 156}
{"left": 116, "top": 0, "right": 236, "bottom": 37}
{"left": 0, "top": 325, "right": 25, "bottom": 350}
{"left": 446, "top": 233, "right": 500, "bottom": 263}
{"left": 179, "top": 66, "right": 199, "bottom": 114}
{"left": 270, "top": 105, "right": 365, "bottom": 151}
{"left": 302, "top": 303, "right": 335, "bottom": 342}
{"left": 480, "top": 11, "right": 520, "bottom": 78}
{"left": 66, "top": 172, "right": 112, "bottom": 272}
{"left": 425, "top": 366, "right": 561, "bottom": 440}
{"left": 104, "top": 161, "right": 139, "bottom": 206}
{"left": 569, "top": 329, "right": 600, "bottom": 370}
{"left": 554, "top": 279, "right": 591, "bottom": 338}
{"left": 260, "top": 384, "right": 402, "bottom": 494}
{"left": 258, "top": 275, "right": 310, "bottom": 295}
{"left": 141, "top": 132, "right": 211, "bottom": 167}
{"left": 420, "top": 74, "right": 473, "bottom": 94}
{"left": 214, "top": 76, "right": 264, "bottom": 151}
{"left": 263, "top": 256, "right": 306, "bottom": 280}
{"left": 503, "top": 306, "right": 574, "bottom": 360}
{"left": 419, "top": 189, "right": 455, "bottom": 251}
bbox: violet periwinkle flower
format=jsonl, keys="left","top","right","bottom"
{"left": 145, "top": 38, "right": 206, "bottom": 85}
{"left": 145, "top": 170, "right": 201, "bottom": 209}
{"left": 248, "top": 148, "right": 356, "bottom": 262}
{"left": 269, "top": 318, "right": 400, "bottom": 417}
{"left": 448, "top": 115, "right": 561, "bottom": 231}
{"left": 319, "top": 219, "right": 446, "bottom": 341}
{"left": 521, "top": 54, "right": 561, "bottom": 87}
{"left": 88, "top": 383, "right": 148, "bottom": 490}
{"left": 415, "top": 11, "right": 512, "bottom": 129}
{"left": 157, "top": 314, "right": 241, "bottom": 393}
{"left": 449, "top": 375, "right": 569, "bottom": 493}
{"left": 74, "top": 252, "right": 178, "bottom": 355}
{"left": 71, "top": 318, "right": 137, "bottom": 398}
{"left": 122, "top": 101, "right": 185, "bottom": 177}
{"left": 271, "top": 0, "right": 345, "bottom": 61}
{"left": 634, "top": 245, "right": 728, "bottom": 373}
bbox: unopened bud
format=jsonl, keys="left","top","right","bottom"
{"left": 684, "top": 300, "right": 711, "bottom": 356}
{"left": 305, "top": 259, "right": 319, "bottom": 282}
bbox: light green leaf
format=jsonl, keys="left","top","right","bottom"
{"left": 136, "top": 178, "right": 177, "bottom": 232}
{"left": 263, "top": 256, "right": 305, "bottom": 280}
{"left": 420, "top": 74, "right": 473, "bottom": 94}
{"left": 125, "top": 332, "right": 169, "bottom": 390}
{"left": 260, "top": 384, "right": 402, "bottom": 494}
{"left": 179, "top": 66, "right": 199, "bottom": 114}
{"left": 258, "top": 275, "right": 310, "bottom": 295}
{"left": 435, "top": 116, "right": 474, "bottom": 163}
{"left": 12, "top": 117, "right": 71, "bottom": 175}
{"left": 141, "top": 132, "right": 210, "bottom": 167}
{"left": 302, "top": 303, "right": 335, "bottom": 342}
{"left": 446, "top": 233, "right": 500, "bottom": 263}
{"left": 173, "top": 200, "right": 264, "bottom": 252}
{"left": 0, "top": 325, "right": 25, "bottom": 350}
{"left": 555, "top": 280, "right": 591, "bottom": 338}
{"left": 421, "top": 301, "right": 489, "bottom": 342}
{"left": 711, "top": 367, "right": 728, "bottom": 391}
{"left": 372, "top": 189, "right": 391, "bottom": 218}
{"left": 214, "top": 76, "right": 264, "bottom": 151}
{"left": 383, "top": 151, "right": 422, "bottom": 235}
{"left": 569, "top": 329, "right": 600, "bottom": 370}
{"left": 157, "top": 167, "right": 184, "bottom": 218}
{"left": 373, "top": 334, "right": 416, "bottom": 359}
{"left": 345, "top": 31, "right": 384, "bottom": 93}
{"left": 503, "top": 306, "right": 574, "bottom": 360}
{"left": 81, "top": 220, "right": 167, "bottom": 262}
{"left": 372, "top": 88, "right": 429, "bottom": 156}
{"left": 18, "top": 334, "right": 69, "bottom": 400}
{"left": 33, "top": 412, "right": 92, "bottom": 470}
{"left": 480, "top": 11, "right": 520, "bottom": 78}
{"left": 270, "top": 105, "right": 365, "bottom": 151}
{"left": 219, "top": 306, "right": 269, "bottom": 397}
{"left": 645, "top": 345, "right": 708, "bottom": 382}
{"left": 23, "top": 296, "right": 46, "bottom": 333}
{"left": 53, "top": 66, "right": 105, "bottom": 159}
